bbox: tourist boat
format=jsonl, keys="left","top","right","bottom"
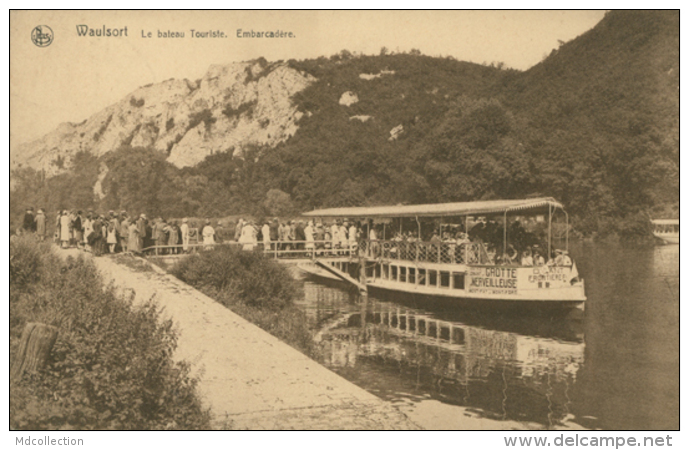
{"left": 300, "top": 197, "right": 586, "bottom": 310}
{"left": 651, "top": 219, "right": 679, "bottom": 244}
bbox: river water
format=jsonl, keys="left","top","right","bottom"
{"left": 292, "top": 242, "right": 679, "bottom": 430}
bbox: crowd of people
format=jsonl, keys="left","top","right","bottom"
{"left": 17, "top": 207, "right": 571, "bottom": 266}
{"left": 19, "top": 207, "right": 203, "bottom": 256}
{"left": 17, "top": 207, "right": 367, "bottom": 257}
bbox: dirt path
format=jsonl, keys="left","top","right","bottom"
{"left": 59, "top": 248, "right": 420, "bottom": 430}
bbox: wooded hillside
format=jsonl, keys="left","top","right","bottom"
{"left": 11, "top": 11, "right": 678, "bottom": 239}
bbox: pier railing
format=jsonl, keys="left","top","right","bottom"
{"left": 142, "top": 240, "right": 358, "bottom": 259}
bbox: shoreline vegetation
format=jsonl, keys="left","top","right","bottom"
{"left": 169, "top": 245, "right": 316, "bottom": 357}
{"left": 10, "top": 236, "right": 211, "bottom": 430}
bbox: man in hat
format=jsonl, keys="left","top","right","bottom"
{"left": 153, "top": 218, "right": 168, "bottom": 255}
{"left": 22, "top": 207, "right": 36, "bottom": 234}
{"left": 295, "top": 220, "right": 306, "bottom": 251}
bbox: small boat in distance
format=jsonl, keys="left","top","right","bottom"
{"left": 651, "top": 219, "right": 679, "bottom": 244}
{"left": 302, "top": 197, "right": 586, "bottom": 310}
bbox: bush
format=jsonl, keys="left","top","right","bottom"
{"left": 171, "top": 246, "right": 300, "bottom": 310}
{"left": 170, "top": 247, "right": 314, "bottom": 355}
{"left": 10, "top": 238, "right": 211, "bottom": 430}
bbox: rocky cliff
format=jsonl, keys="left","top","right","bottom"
{"left": 11, "top": 60, "right": 315, "bottom": 174}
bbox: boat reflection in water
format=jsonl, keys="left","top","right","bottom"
{"left": 297, "top": 277, "right": 586, "bottom": 429}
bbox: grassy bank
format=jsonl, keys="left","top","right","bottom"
{"left": 170, "top": 246, "right": 316, "bottom": 357}
{"left": 10, "top": 236, "right": 211, "bottom": 430}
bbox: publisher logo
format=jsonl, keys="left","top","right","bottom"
{"left": 31, "top": 25, "right": 54, "bottom": 47}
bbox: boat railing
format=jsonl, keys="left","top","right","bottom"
{"left": 359, "top": 239, "right": 493, "bottom": 265}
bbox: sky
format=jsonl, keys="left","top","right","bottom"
{"left": 10, "top": 10, "right": 606, "bottom": 146}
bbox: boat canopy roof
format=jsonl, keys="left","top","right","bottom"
{"left": 303, "top": 197, "right": 564, "bottom": 219}
{"left": 651, "top": 219, "right": 679, "bottom": 225}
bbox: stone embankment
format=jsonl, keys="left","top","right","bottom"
{"left": 59, "top": 249, "right": 421, "bottom": 430}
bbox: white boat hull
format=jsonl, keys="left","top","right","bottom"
{"left": 300, "top": 259, "right": 586, "bottom": 308}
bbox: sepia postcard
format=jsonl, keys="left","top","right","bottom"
{"left": 9, "top": 9, "right": 680, "bottom": 442}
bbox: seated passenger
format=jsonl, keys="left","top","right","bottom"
{"left": 521, "top": 249, "right": 534, "bottom": 266}
{"left": 533, "top": 250, "right": 545, "bottom": 266}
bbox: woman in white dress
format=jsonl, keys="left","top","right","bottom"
{"left": 261, "top": 222, "right": 271, "bottom": 252}
{"left": 239, "top": 221, "right": 257, "bottom": 251}
{"left": 202, "top": 219, "right": 215, "bottom": 250}
{"left": 106, "top": 220, "right": 118, "bottom": 253}
{"left": 60, "top": 211, "right": 71, "bottom": 248}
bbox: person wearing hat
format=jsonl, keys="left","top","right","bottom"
{"left": 106, "top": 215, "right": 119, "bottom": 254}
{"left": 22, "top": 207, "right": 36, "bottom": 234}
{"left": 202, "top": 219, "right": 215, "bottom": 250}
{"left": 72, "top": 210, "right": 84, "bottom": 249}
{"left": 348, "top": 221, "right": 359, "bottom": 253}
{"left": 269, "top": 218, "right": 279, "bottom": 251}
{"left": 339, "top": 221, "right": 349, "bottom": 255}
{"left": 166, "top": 220, "right": 180, "bottom": 254}
{"left": 549, "top": 249, "right": 564, "bottom": 266}
{"left": 239, "top": 219, "right": 257, "bottom": 251}
{"left": 118, "top": 212, "right": 130, "bottom": 253}
{"left": 127, "top": 217, "right": 140, "bottom": 254}
{"left": 82, "top": 212, "right": 94, "bottom": 251}
{"left": 35, "top": 208, "right": 46, "bottom": 241}
{"left": 261, "top": 221, "right": 271, "bottom": 253}
{"left": 520, "top": 248, "right": 533, "bottom": 267}
{"left": 180, "top": 218, "right": 190, "bottom": 253}
{"left": 137, "top": 214, "right": 147, "bottom": 252}
{"left": 279, "top": 221, "right": 290, "bottom": 252}
{"left": 330, "top": 220, "right": 340, "bottom": 254}
{"left": 304, "top": 220, "right": 315, "bottom": 256}
{"left": 59, "top": 210, "right": 72, "bottom": 249}
{"left": 314, "top": 221, "right": 325, "bottom": 255}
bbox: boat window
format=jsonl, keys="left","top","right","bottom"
{"left": 440, "top": 271, "right": 450, "bottom": 288}
{"left": 453, "top": 273, "right": 465, "bottom": 290}
{"left": 391, "top": 265, "right": 398, "bottom": 281}
{"left": 417, "top": 319, "right": 426, "bottom": 335}
{"left": 366, "top": 264, "right": 374, "bottom": 279}
{"left": 408, "top": 316, "right": 416, "bottom": 332}
{"left": 399, "top": 315, "right": 407, "bottom": 330}
{"left": 451, "top": 328, "right": 465, "bottom": 345}
{"left": 417, "top": 269, "right": 426, "bottom": 285}
{"left": 400, "top": 266, "right": 407, "bottom": 282}
{"left": 440, "top": 326, "right": 450, "bottom": 341}
{"left": 428, "top": 321, "right": 438, "bottom": 337}
{"left": 382, "top": 264, "right": 389, "bottom": 280}
{"left": 375, "top": 264, "right": 381, "bottom": 279}
{"left": 409, "top": 267, "right": 416, "bottom": 284}
{"left": 429, "top": 270, "right": 437, "bottom": 286}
